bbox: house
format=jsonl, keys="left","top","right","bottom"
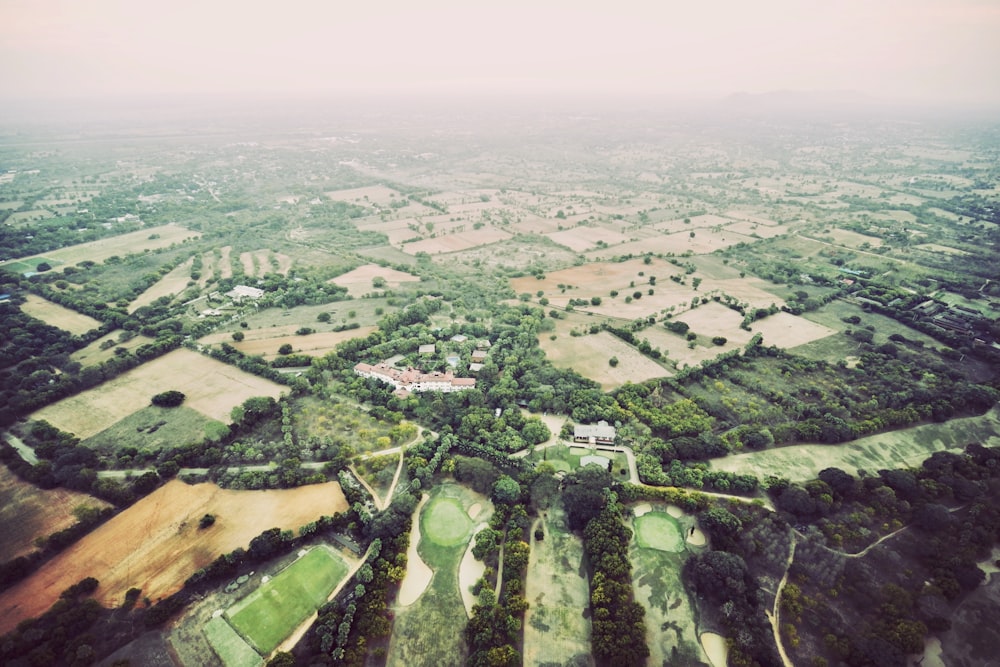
{"left": 471, "top": 350, "right": 488, "bottom": 362}
{"left": 354, "top": 362, "right": 476, "bottom": 392}
{"left": 418, "top": 343, "right": 436, "bottom": 355}
{"left": 450, "top": 334, "right": 468, "bottom": 343}
{"left": 469, "top": 362, "right": 484, "bottom": 373}
{"left": 574, "top": 420, "right": 616, "bottom": 445}
{"left": 225, "top": 285, "right": 265, "bottom": 301}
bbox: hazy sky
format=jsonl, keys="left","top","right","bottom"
{"left": 2, "top": 0, "right": 999, "bottom": 105}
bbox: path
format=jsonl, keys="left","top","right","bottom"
{"left": 767, "top": 534, "right": 797, "bottom": 667}
{"left": 2, "top": 432, "right": 37, "bottom": 465}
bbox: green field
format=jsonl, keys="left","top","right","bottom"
{"left": 421, "top": 496, "right": 472, "bottom": 547}
{"left": 205, "top": 615, "right": 262, "bottom": 667}
{"left": 634, "top": 512, "right": 684, "bottom": 553}
{"left": 531, "top": 444, "right": 631, "bottom": 479}
{"left": 226, "top": 547, "right": 348, "bottom": 655}
{"left": 1, "top": 257, "right": 61, "bottom": 275}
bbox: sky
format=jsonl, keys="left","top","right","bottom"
{"left": 1, "top": 0, "right": 999, "bottom": 106}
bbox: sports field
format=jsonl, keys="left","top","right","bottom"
{"left": 226, "top": 547, "right": 348, "bottom": 654}
{"left": 205, "top": 616, "right": 262, "bottom": 667}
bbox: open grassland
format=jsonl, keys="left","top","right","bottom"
{"left": 710, "top": 406, "right": 1000, "bottom": 482}
{"left": 329, "top": 263, "right": 421, "bottom": 297}
{"left": 226, "top": 547, "right": 348, "bottom": 654}
{"left": 539, "top": 329, "right": 671, "bottom": 390}
{"left": 750, "top": 311, "right": 837, "bottom": 349}
{"left": 629, "top": 504, "right": 708, "bottom": 666}
{"left": 31, "top": 348, "right": 286, "bottom": 438}
{"left": 523, "top": 503, "right": 593, "bottom": 667}
{"left": 70, "top": 333, "right": 155, "bottom": 367}
{"left": 0, "top": 479, "right": 348, "bottom": 635}
{"left": 83, "top": 405, "right": 223, "bottom": 455}
{"left": 128, "top": 256, "right": 195, "bottom": 312}
{"left": 213, "top": 328, "right": 377, "bottom": 360}
{"left": 19, "top": 294, "right": 102, "bottom": 335}
{"left": 0, "top": 223, "right": 200, "bottom": 270}
{"left": 205, "top": 616, "right": 262, "bottom": 667}
{"left": 0, "top": 465, "right": 111, "bottom": 562}
{"left": 389, "top": 484, "right": 484, "bottom": 667}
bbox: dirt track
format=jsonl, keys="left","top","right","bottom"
{"left": 0, "top": 479, "right": 347, "bottom": 634}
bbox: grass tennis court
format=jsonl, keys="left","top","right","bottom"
{"left": 205, "top": 615, "right": 262, "bottom": 667}
{"left": 634, "top": 512, "right": 685, "bottom": 553}
{"left": 226, "top": 547, "right": 348, "bottom": 654}
{"left": 421, "top": 496, "right": 472, "bottom": 547}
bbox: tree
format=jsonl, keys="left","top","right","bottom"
{"left": 491, "top": 475, "right": 521, "bottom": 505}
{"left": 36, "top": 262, "right": 52, "bottom": 272}
{"left": 232, "top": 331, "right": 245, "bottom": 342}
{"left": 712, "top": 336, "right": 727, "bottom": 346}
{"left": 317, "top": 311, "right": 332, "bottom": 323}
{"left": 151, "top": 390, "right": 185, "bottom": 408}
{"left": 608, "top": 356, "right": 619, "bottom": 367}
{"left": 278, "top": 343, "right": 293, "bottom": 355}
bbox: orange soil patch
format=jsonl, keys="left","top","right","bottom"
{"left": 20, "top": 294, "right": 102, "bottom": 335}
{"left": 0, "top": 224, "right": 200, "bottom": 271}
{"left": 400, "top": 227, "right": 511, "bottom": 255}
{"left": 70, "top": 334, "right": 155, "bottom": 367}
{"left": 546, "top": 226, "right": 631, "bottom": 252}
{"left": 0, "top": 466, "right": 112, "bottom": 563}
{"left": 329, "top": 264, "right": 420, "bottom": 297}
{"left": 0, "top": 479, "right": 348, "bottom": 634}
{"left": 218, "top": 246, "right": 233, "bottom": 279}
{"left": 32, "top": 348, "right": 286, "bottom": 437}
{"left": 128, "top": 257, "right": 194, "bottom": 313}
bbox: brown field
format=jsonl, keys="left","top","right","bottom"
{"left": 652, "top": 213, "right": 733, "bottom": 234}
{"left": 724, "top": 211, "right": 781, "bottom": 226}
{"left": 750, "top": 311, "right": 838, "bottom": 349}
{"left": 400, "top": 227, "right": 512, "bottom": 255}
{"left": 539, "top": 329, "right": 671, "bottom": 390}
{"left": 546, "top": 226, "right": 631, "bottom": 252}
{"left": 0, "top": 200, "right": 24, "bottom": 210}
{"left": 326, "top": 184, "right": 401, "bottom": 207}
{"left": 197, "top": 250, "right": 217, "bottom": 287}
{"left": 218, "top": 246, "right": 233, "bottom": 279}
{"left": 238, "top": 251, "right": 257, "bottom": 276}
{"left": 20, "top": 294, "right": 102, "bottom": 335}
{"left": 724, "top": 220, "right": 790, "bottom": 238}
{"left": 129, "top": 257, "right": 195, "bottom": 312}
{"left": 0, "top": 479, "right": 348, "bottom": 634}
{"left": 329, "top": 263, "right": 421, "bottom": 297}
{"left": 824, "top": 228, "right": 884, "bottom": 249}
{"left": 676, "top": 301, "right": 754, "bottom": 338}
{"left": 0, "top": 224, "right": 200, "bottom": 271}
{"left": 206, "top": 327, "right": 377, "bottom": 359}
{"left": 0, "top": 466, "right": 112, "bottom": 563}
{"left": 32, "top": 349, "right": 286, "bottom": 438}
{"left": 71, "top": 334, "right": 155, "bottom": 367}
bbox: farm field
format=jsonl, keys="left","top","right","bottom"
{"left": 709, "top": 406, "right": 1000, "bottom": 482}
{"left": 400, "top": 227, "right": 511, "bottom": 255}
{"left": 128, "top": 256, "right": 195, "bottom": 312}
{"left": 0, "top": 479, "right": 349, "bottom": 635}
{"left": 0, "top": 465, "right": 112, "bottom": 563}
{"left": 225, "top": 546, "right": 348, "bottom": 655}
{"left": 210, "top": 328, "right": 377, "bottom": 360}
{"left": 31, "top": 348, "right": 286, "bottom": 438}
{"left": 538, "top": 329, "right": 670, "bottom": 390}
{"left": 0, "top": 223, "right": 200, "bottom": 271}
{"left": 19, "top": 294, "right": 102, "bottom": 334}
{"left": 70, "top": 333, "right": 155, "bottom": 367}
{"left": 546, "top": 226, "right": 631, "bottom": 252}
{"left": 522, "top": 503, "right": 593, "bottom": 666}
{"left": 630, "top": 504, "right": 708, "bottom": 666}
{"left": 329, "top": 263, "right": 421, "bottom": 297}
{"left": 750, "top": 311, "right": 837, "bottom": 349}
{"left": 389, "top": 483, "right": 488, "bottom": 667}
{"left": 83, "top": 405, "right": 224, "bottom": 455}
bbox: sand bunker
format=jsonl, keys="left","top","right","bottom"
{"left": 666, "top": 505, "right": 684, "bottom": 518}
{"left": 459, "top": 523, "right": 488, "bottom": 617}
{"left": 634, "top": 503, "right": 653, "bottom": 517}
{"left": 467, "top": 503, "right": 482, "bottom": 519}
{"left": 687, "top": 527, "right": 707, "bottom": 546}
{"left": 397, "top": 494, "right": 433, "bottom": 606}
{"left": 701, "top": 632, "right": 729, "bottom": 667}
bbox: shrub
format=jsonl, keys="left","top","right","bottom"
{"left": 151, "top": 390, "right": 185, "bottom": 408}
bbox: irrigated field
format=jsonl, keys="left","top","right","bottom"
{"left": 0, "top": 479, "right": 348, "bottom": 635}
{"left": 226, "top": 546, "right": 348, "bottom": 654}
{"left": 31, "top": 348, "right": 286, "bottom": 438}
{"left": 20, "top": 294, "right": 102, "bottom": 335}
{"left": 0, "top": 466, "right": 112, "bottom": 563}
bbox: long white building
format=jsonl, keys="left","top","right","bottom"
{"left": 354, "top": 362, "right": 476, "bottom": 392}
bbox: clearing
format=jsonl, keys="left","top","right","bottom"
{"left": 329, "top": 264, "right": 421, "bottom": 297}
{"left": 539, "top": 329, "right": 671, "bottom": 391}
{"left": 0, "top": 479, "right": 348, "bottom": 635}
{"left": 31, "top": 348, "right": 286, "bottom": 438}
{"left": 20, "top": 294, "right": 102, "bottom": 335}
{"left": 128, "top": 257, "right": 195, "bottom": 313}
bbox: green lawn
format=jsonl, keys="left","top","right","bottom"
{"left": 204, "top": 615, "right": 262, "bottom": 667}
{"left": 226, "top": 547, "right": 348, "bottom": 654}
{"left": 634, "top": 512, "right": 684, "bottom": 553}
{"left": 421, "top": 496, "right": 472, "bottom": 547}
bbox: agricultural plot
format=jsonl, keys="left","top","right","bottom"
{"left": 523, "top": 504, "right": 593, "bottom": 667}
{"left": 630, "top": 504, "right": 708, "bottom": 667}
{"left": 291, "top": 395, "right": 417, "bottom": 456}
{"left": 19, "top": 294, "right": 102, "bottom": 334}
{"left": 750, "top": 312, "right": 837, "bottom": 349}
{"left": 31, "top": 348, "right": 286, "bottom": 438}
{"left": 128, "top": 256, "right": 195, "bottom": 312}
{"left": 724, "top": 220, "right": 790, "bottom": 238}
{"left": 0, "top": 480, "right": 349, "bottom": 635}
{"left": 0, "top": 223, "right": 200, "bottom": 271}
{"left": 329, "top": 263, "right": 421, "bottom": 297}
{"left": 709, "top": 406, "right": 1000, "bottom": 482}
{"left": 83, "top": 405, "right": 224, "bottom": 455}
{"left": 546, "top": 226, "right": 631, "bottom": 252}
{"left": 0, "top": 465, "right": 111, "bottom": 563}
{"left": 326, "top": 184, "right": 402, "bottom": 207}
{"left": 389, "top": 484, "right": 488, "bottom": 667}
{"left": 225, "top": 547, "right": 348, "bottom": 655}
{"left": 221, "top": 328, "right": 377, "bottom": 360}
{"left": 400, "top": 227, "right": 512, "bottom": 255}
{"left": 70, "top": 333, "right": 154, "bottom": 367}
{"left": 539, "top": 329, "right": 671, "bottom": 390}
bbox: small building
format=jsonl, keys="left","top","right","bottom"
{"left": 574, "top": 420, "right": 616, "bottom": 445}
{"left": 469, "top": 362, "right": 484, "bottom": 373}
{"left": 471, "top": 350, "right": 488, "bottom": 362}
{"left": 476, "top": 339, "right": 492, "bottom": 349}
{"left": 225, "top": 285, "right": 265, "bottom": 301}
{"left": 450, "top": 334, "right": 468, "bottom": 343}
{"left": 418, "top": 344, "right": 436, "bottom": 355}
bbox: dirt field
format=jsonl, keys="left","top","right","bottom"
{"left": 329, "top": 263, "right": 421, "bottom": 297}
{"left": 539, "top": 329, "right": 671, "bottom": 390}
{"left": 0, "top": 466, "right": 111, "bottom": 563}
{"left": 546, "top": 226, "right": 631, "bottom": 252}
{"left": 129, "top": 257, "right": 195, "bottom": 313}
{"left": 31, "top": 348, "right": 286, "bottom": 438}
{"left": 20, "top": 294, "right": 102, "bottom": 335}
{"left": 0, "top": 479, "right": 348, "bottom": 635}
{"left": 0, "top": 223, "right": 200, "bottom": 271}
{"left": 228, "top": 329, "right": 377, "bottom": 359}
{"left": 724, "top": 220, "right": 790, "bottom": 238}
{"left": 218, "top": 246, "right": 233, "bottom": 279}
{"left": 326, "top": 185, "right": 401, "bottom": 207}
{"left": 400, "top": 227, "right": 511, "bottom": 255}
{"left": 750, "top": 312, "right": 837, "bottom": 349}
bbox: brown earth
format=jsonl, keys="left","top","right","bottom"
{"left": 20, "top": 294, "right": 102, "bottom": 335}
{"left": 0, "top": 479, "right": 348, "bottom": 634}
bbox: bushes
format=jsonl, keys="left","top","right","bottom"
{"left": 151, "top": 390, "right": 185, "bottom": 407}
